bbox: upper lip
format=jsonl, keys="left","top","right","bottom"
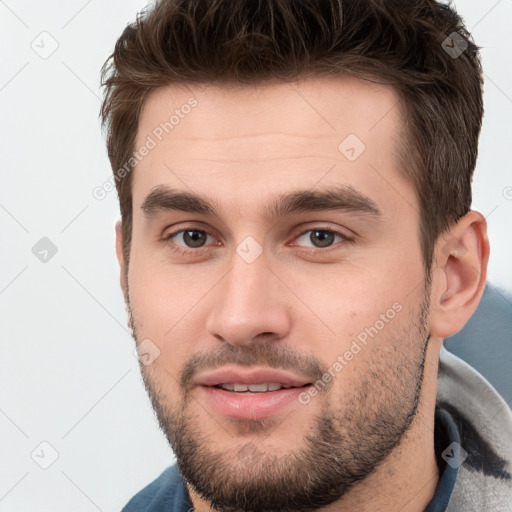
{"left": 194, "top": 367, "right": 313, "bottom": 388}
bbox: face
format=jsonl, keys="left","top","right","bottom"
{"left": 123, "top": 76, "right": 432, "bottom": 511}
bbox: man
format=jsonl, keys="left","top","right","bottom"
{"left": 100, "top": 0, "right": 512, "bottom": 510}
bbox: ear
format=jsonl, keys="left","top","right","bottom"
{"left": 429, "top": 211, "right": 489, "bottom": 338}
{"left": 115, "top": 220, "right": 128, "bottom": 299}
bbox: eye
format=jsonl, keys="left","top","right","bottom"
{"left": 294, "top": 228, "right": 348, "bottom": 249}
{"left": 164, "top": 228, "right": 215, "bottom": 251}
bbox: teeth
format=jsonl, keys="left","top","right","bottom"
{"left": 219, "top": 382, "right": 288, "bottom": 392}
{"left": 248, "top": 383, "right": 269, "bottom": 392}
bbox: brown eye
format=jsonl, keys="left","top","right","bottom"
{"left": 165, "top": 229, "right": 211, "bottom": 249}
{"left": 182, "top": 230, "right": 208, "bottom": 248}
{"left": 310, "top": 230, "right": 336, "bottom": 247}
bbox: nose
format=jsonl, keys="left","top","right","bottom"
{"left": 205, "top": 248, "right": 292, "bottom": 346}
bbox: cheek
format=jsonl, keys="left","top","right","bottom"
{"left": 128, "top": 241, "right": 211, "bottom": 330}
{"left": 127, "top": 253, "right": 221, "bottom": 376}
{"left": 283, "top": 261, "right": 412, "bottom": 333}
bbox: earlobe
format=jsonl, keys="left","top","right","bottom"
{"left": 429, "top": 211, "right": 489, "bottom": 339}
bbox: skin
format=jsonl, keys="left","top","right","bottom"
{"left": 115, "top": 76, "right": 489, "bottom": 511}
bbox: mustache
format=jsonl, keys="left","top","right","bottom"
{"left": 180, "top": 342, "right": 329, "bottom": 393}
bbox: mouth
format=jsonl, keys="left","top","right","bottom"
{"left": 197, "top": 381, "right": 312, "bottom": 421}
{"left": 212, "top": 382, "right": 304, "bottom": 393}
{"left": 194, "top": 367, "right": 315, "bottom": 420}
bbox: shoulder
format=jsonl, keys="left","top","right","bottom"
{"left": 121, "top": 464, "right": 192, "bottom": 512}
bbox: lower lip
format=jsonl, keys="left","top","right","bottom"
{"left": 199, "top": 385, "right": 311, "bottom": 420}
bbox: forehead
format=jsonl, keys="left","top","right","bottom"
{"left": 132, "top": 76, "right": 414, "bottom": 221}
{"left": 136, "top": 75, "right": 402, "bottom": 148}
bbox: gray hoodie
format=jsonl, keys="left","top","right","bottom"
{"left": 437, "top": 345, "right": 512, "bottom": 511}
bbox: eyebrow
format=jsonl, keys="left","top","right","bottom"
{"left": 141, "top": 184, "right": 381, "bottom": 221}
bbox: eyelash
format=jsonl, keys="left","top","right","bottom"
{"left": 162, "top": 226, "right": 352, "bottom": 256}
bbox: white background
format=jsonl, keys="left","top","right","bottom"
{"left": 1, "top": 1, "right": 511, "bottom": 510}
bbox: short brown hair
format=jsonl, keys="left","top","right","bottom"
{"left": 100, "top": 0, "right": 483, "bottom": 270}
